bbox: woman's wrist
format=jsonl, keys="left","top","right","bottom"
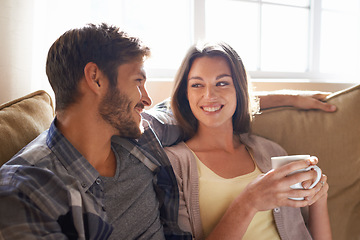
{"left": 309, "top": 193, "right": 328, "bottom": 209}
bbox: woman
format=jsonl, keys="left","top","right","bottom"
{"left": 164, "top": 42, "right": 332, "bottom": 240}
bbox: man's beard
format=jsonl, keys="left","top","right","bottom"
{"left": 99, "top": 88, "right": 144, "bottom": 139}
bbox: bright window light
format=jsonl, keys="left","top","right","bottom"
{"left": 261, "top": 4, "right": 309, "bottom": 72}
{"left": 206, "top": 0, "right": 259, "bottom": 71}
{"left": 30, "top": 0, "right": 360, "bottom": 84}
{"left": 320, "top": 1, "right": 360, "bottom": 77}
{"left": 121, "top": 0, "right": 192, "bottom": 77}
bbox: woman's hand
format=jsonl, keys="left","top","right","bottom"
{"left": 207, "top": 157, "right": 332, "bottom": 240}
{"left": 243, "top": 158, "right": 323, "bottom": 212}
{"left": 305, "top": 173, "right": 329, "bottom": 205}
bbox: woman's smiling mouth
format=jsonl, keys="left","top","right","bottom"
{"left": 201, "top": 105, "right": 223, "bottom": 113}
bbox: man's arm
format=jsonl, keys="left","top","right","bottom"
{"left": 0, "top": 190, "right": 68, "bottom": 239}
{"left": 257, "top": 91, "right": 337, "bottom": 112}
{"left": 141, "top": 99, "right": 183, "bottom": 147}
{"left": 143, "top": 92, "right": 337, "bottom": 146}
{"left": 0, "top": 165, "right": 68, "bottom": 239}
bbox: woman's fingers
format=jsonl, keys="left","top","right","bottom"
{"left": 307, "top": 174, "right": 329, "bottom": 205}
{"left": 275, "top": 157, "right": 318, "bottom": 176}
{"left": 246, "top": 166, "right": 327, "bottom": 211}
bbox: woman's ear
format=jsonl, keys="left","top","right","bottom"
{"left": 84, "top": 62, "right": 103, "bottom": 94}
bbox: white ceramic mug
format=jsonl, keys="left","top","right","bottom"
{"left": 271, "top": 155, "right": 322, "bottom": 200}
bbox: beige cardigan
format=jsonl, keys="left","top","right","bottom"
{"left": 165, "top": 133, "right": 312, "bottom": 240}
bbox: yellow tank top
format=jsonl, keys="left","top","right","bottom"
{"left": 195, "top": 154, "right": 280, "bottom": 239}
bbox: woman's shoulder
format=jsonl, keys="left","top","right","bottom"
{"left": 240, "top": 133, "right": 287, "bottom": 155}
{"left": 164, "top": 142, "right": 194, "bottom": 164}
{"left": 164, "top": 141, "right": 189, "bottom": 157}
{"left": 164, "top": 141, "right": 198, "bottom": 180}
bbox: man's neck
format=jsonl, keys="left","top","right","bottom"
{"left": 56, "top": 109, "right": 116, "bottom": 177}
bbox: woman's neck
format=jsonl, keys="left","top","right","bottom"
{"left": 186, "top": 123, "right": 240, "bottom": 153}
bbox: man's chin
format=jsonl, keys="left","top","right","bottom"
{"left": 132, "top": 124, "right": 144, "bottom": 139}
{"left": 116, "top": 123, "right": 144, "bottom": 139}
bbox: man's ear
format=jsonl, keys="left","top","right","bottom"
{"left": 84, "top": 62, "right": 103, "bottom": 94}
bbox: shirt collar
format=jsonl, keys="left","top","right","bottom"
{"left": 46, "top": 119, "right": 99, "bottom": 191}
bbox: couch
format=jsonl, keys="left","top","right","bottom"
{"left": 0, "top": 85, "right": 359, "bottom": 239}
{"left": 252, "top": 84, "right": 360, "bottom": 240}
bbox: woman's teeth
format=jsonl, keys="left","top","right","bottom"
{"left": 203, "top": 106, "right": 221, "bottom": 112}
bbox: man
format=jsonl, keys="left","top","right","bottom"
{"left": 0, "top": 23, "right": 190, "bottom": 239}
{"left": 0, "top": 23, "right": 336, "bottom": 239}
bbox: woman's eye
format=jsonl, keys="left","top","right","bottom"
{"left": 217, "top": 81, "right": 229, "bottom": 86}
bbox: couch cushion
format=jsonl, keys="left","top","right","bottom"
{"left": 251, "top": 84, "right": 360, "bottom": 240}
{"left": 0, "top": 90, "right": 54, "bottom": 166}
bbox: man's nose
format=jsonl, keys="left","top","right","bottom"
{"left": 140, "top": 86, "right": 152, "bottom": 107}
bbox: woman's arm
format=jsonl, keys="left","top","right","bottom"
{"left": 307, "top": 175, "right": 333, "bottom": 240}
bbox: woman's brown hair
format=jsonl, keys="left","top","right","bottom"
{"left": 171, "top": 42, "right": 255, "bottom": 140}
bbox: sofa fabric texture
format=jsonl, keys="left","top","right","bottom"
{"left": 252, "top": 84, "right": 360, "bottom": 240}
{"left": 0, "top": 90, "right": 54, "bottom": 165}
{"left": 0, "top": 84, "right": 359, "bottom": 239}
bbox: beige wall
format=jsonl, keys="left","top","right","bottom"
{"left": 0, "top": 0, "right": 36, "bottom": 104}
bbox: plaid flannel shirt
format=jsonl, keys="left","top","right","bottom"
{"left": 0, "top": 100, "right": 192, "bottom": 240}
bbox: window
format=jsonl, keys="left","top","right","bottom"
{"left": 320, "top": 0, "right": 360, "bottom": 77}
{"left": 204, "top": 0, "right": 360, "bottom": 82}
{"left": 32, "top": 0, "right": 360, "bottom": 84}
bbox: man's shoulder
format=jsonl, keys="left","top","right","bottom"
{"left": 0, "top": 163, "right": 70, "bottom": 218}
{"left": 1, "top": 130, "right": 70, "bottom": 198}
{"left": 0, "top": 163, "right": 57, "bottom": 189}
{"left": 7, "top": 130, "right": 53, "bottom": 166}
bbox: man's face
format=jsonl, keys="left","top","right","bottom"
{"left": 99, "top": 60, "right": 152, "bottom": 138}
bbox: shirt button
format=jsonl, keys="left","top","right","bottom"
{"left": 274, "top": 207, "right": 280, "bottom": 213}
{"left": 102, "top": 206, "right": 106, "bottom": 211}
{"left": 81, "top": 183, "right": 87, "bottom": 188}
{"left": 96, "top": 178, "right": 101, "bottom": 185}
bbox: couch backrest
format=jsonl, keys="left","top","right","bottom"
{"left": 251, "top": 84, "right": 360, "bottom": 240}
{"left": 1, "top": 86, "right": 359, "bottom": 239}
{"left": 0, "top": 90, "right": 54, "bottom": 166}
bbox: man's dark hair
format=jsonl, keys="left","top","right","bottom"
{"left": 46, "top": 23, "right": 150, "bottom": 111}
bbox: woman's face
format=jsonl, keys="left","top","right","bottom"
{"left": 187, "top": 56, "right": 237, "bottom": 130}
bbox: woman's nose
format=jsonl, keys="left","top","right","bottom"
{"left": 204, "top": 86, "right": 217, "bottom": 99}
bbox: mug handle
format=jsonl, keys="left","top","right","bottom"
{"left": 290, "top": 165, "right": 322, "bottom": 189}
{"left": 289, "top": 165, "right": 322, "bottom": 200}
{"left": 307, "top": 165, "right": 322, "bottom": 189}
